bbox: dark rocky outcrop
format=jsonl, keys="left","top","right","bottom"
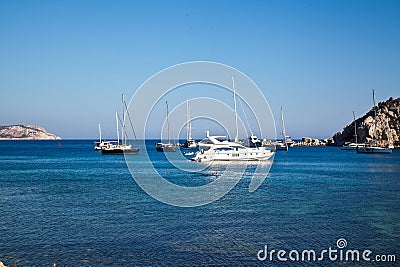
{"left": 0, "top": 125, "right": 61, "bottom": 140}
{"left": 333, "top": 97, "right": 400, "bottom": 147}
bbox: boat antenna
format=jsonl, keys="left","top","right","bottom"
{"left": 123, "top": 100, "right": 137, "bottom": 140}
{"left": 232, "top": 76, "right": 239, "bottom": 143}
{"left": 121, "top": 93, "right": 125, "bottom": 145}
{"left": 115, "top": 112, "right": 120, "bottom": 144}
{"left": 166, "top": 101, "right": 171, "bottom": 144}
{"left": 353, "top": 110, "right": 357, "bottom": 144}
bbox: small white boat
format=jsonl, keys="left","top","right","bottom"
{"left": 183, "top": 151, "right": 194, "bottom": 156}
{"left": 342, "top": 142, "right": 366, "bottom": 150}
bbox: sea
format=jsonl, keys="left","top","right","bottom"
{"left": 0, "top": 140, "right": 399, "bottom": 266}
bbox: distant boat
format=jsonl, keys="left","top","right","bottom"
{"left": 183, "top": 151, "right": 194, "bottom": 156}
{"left": 182, "top": 99, "right": 197, "bottom": 148}
{"left": 94, "top": 123, "right": 116, "bottom": 150}
{"left": 342, "top": 111, "right": 367, "bottom": 150}
{"left": 101, "top": 94, "right": 139, "bottom": 154}
{"left": 356, "top": 89, "right": 392, "bottom": 154}
{"left": 191, "top": 76, "right": 275, "bottom": 162}
{"left": 156, "top": 101, "right": 177, "bottom": 152}
{"left": 276, "top": 107, "right": 289, "bottom": 151}
{"left": 342, "top": 142, "right": 366, "bottom": 150}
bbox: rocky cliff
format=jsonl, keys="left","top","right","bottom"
{"left": 333, "top": 97, "right": 400, "bottom": 147}
{"left": 0, "top": 125, "right": 61, "bottom": 140}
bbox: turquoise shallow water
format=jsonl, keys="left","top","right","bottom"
{"left": 0, "top": 140, "right": 399, "bottom": 266}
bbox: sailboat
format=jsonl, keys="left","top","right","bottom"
{"left": 94, "top": 123, "right": 105, "bottom": 150}
{"left": 342, "top": 111, "right": 366, "bottom": 150}
{"left": 276, "top": 107, "right": 289, "bottom": 151}
{"left": 156, "top": 101, "right": 177, "bottom": 152}
{"left": 101, "top": 94, "right": 139, "bottom": 154}
{"left": 191, "top": 77, "right": 275, "bottom": 162}
{"left": 182, "top": 99, "right": 197, "bottom": 148}
{"left": 94, "top": 123, "right": 116, "bottom": 150}
{"left": 356, "top": 89, "right": 392, "bottom": 154}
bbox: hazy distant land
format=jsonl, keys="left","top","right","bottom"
{"left": 0, "top": 125, "right": 61, "bottom": 140}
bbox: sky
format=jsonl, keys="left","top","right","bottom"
{"left": 1, "top": 0, "right": 399, "bottom": 139}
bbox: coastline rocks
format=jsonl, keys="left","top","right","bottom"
{"left": 0, "top": 125, "right": 61, "bottom": 140}
{"left": 294, "top": 137, "right": 326, "bottom": 146}
{"left": 333, "top": 97, "right": 400, "bottom": 146}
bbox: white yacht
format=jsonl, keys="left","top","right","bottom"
{"left": 191, "top": 76, "right": 275, "bottom": 162}
{"left": 191, "top": 131, "right": 274, "bottom": 162}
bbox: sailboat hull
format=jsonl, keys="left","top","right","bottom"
{"left": 155, "top": 143, "right": 177, "bottom": 152}
{"left": 101, "top": 148, "right": 139, "bottom": 154}
{"left": 356, "top": 146, "right": 392, "bottom": 154}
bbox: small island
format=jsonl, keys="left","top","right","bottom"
{"left": 0, "top": 125, "right": 61, "bottom": 140}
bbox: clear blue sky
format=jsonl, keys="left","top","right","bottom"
{"left": 1, "top": 0, "right": 399, "bottom": 139}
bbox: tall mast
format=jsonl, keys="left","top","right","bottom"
{"left": 121, "top": 93, "right": 125, "bottom": 145}
{"left": 372, "top": 89, "right": 377, "bottom": 146}
{"left": 281, "top": 106, "right": 287, "bottom": 145}
{"left": 186, "top": 99, "right": 192, "bottom": 140}
{"left": 166, "top": 101, "right": 171, "bottom": 144}
{"left": 232, "top": 76, "right": 239, "bottom": 143}
{"left": 115, "top": 112, "right": 120, "bottom": 144}
{"left": 386, "top": 118, "right": 391, "bottom": 147}
{"left": 353, "top": 110, "right": 357, "bottom": 144}
{"left": 98, "top": 123, "right": 102, "bottom": 143}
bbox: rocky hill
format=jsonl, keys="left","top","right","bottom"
{"left": 0, "top": 125, "right": 61, "bottom": 140}
{"left": 333, "top": 97, "right": 400, "bottom": 147}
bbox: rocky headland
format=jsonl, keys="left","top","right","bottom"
{"left": 0, "top": 125, "right": 61, "bottom": 140}
{"left": 333, "top": 97, "right": 400, "bottom": 147}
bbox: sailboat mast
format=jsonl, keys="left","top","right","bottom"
{"left": 372, "top": 89, "right": 377, "bottom": 146}
{"left": 232, "top": 76, "right": 239, "bottom": 143}
{"left": 122, "top": 93, "right": 125, "bottom": 145}
{"left": 386, "top": 118, "right": 391, "bottom": 147}
{"left": 166, "top": 101, "right": 170, "bottom": 144}
{"left": 281, "top": 107, "right": 287, "bottom": 145}
{"left": 98, "top": 123, "right": 102, "bottom": 143}
{"left": 353, "top": 110, "right": 357, "bottom": 144}
{"left": 186, "top": 99, "right": 190, "bottom": 140}
{"left": 116, "top": 112, "right": 120, "bottom": 144}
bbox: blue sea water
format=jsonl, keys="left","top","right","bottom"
{"left": 0, "top": 140, "right": 399, "bottom": 266}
